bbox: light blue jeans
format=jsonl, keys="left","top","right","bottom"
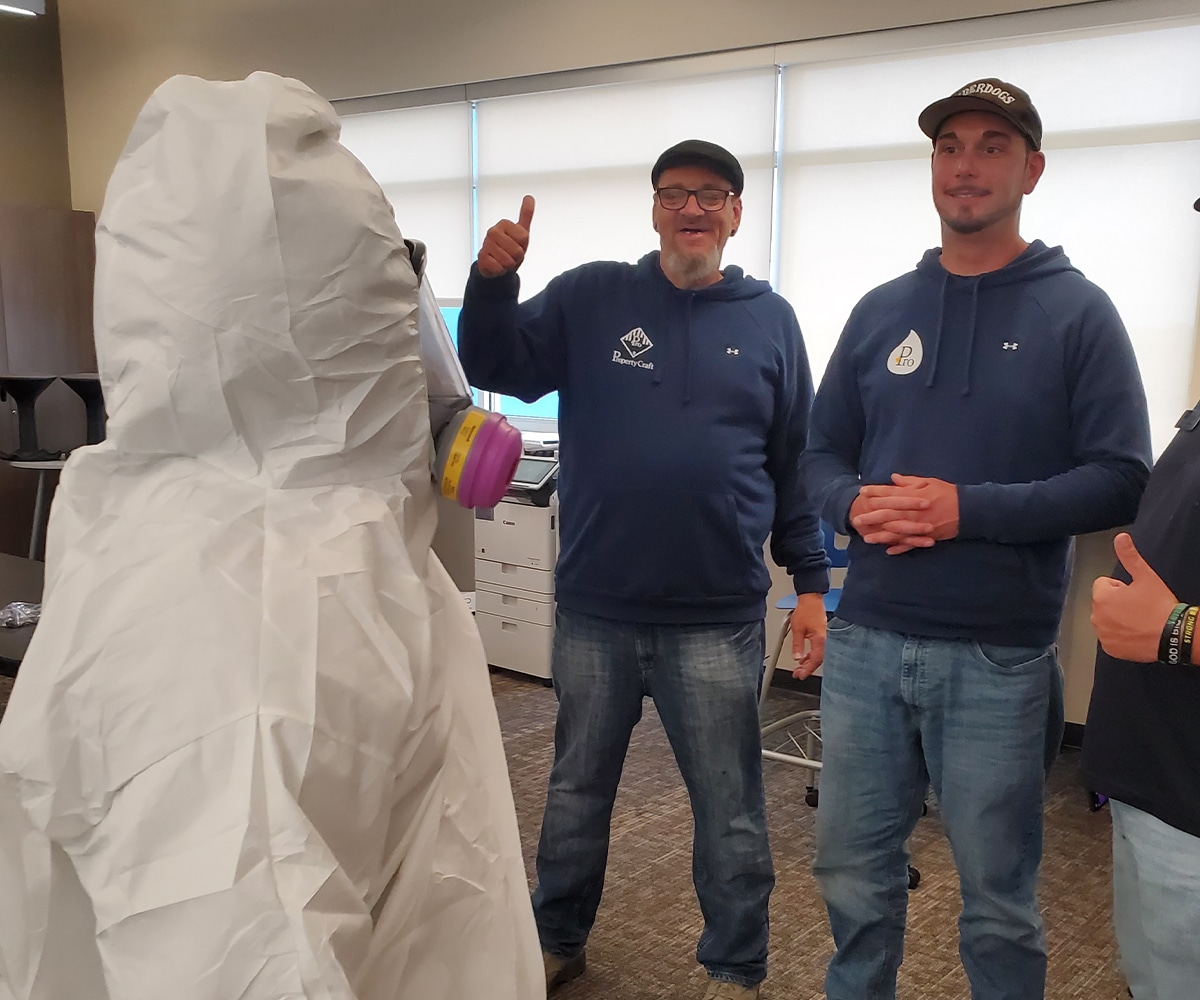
{"left": 532, "top": 607, "right": 772, "bottom": 988}
{"left": 814, "top": 617, "right": 1063, "bottom": 1000}
{"left": 1110, "top": 799, "right": 1200, "bottom": 1000}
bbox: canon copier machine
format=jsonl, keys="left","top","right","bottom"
{"left": 474, "top": 456, "right": 559, "bottom": 682}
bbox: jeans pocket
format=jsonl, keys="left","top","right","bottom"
{"left": 970, "top": 641, "right": 1050, "bottom": 670}
{"left": 826, "top": 615, "right": 858, "bottom": 635}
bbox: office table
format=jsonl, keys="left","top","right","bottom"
{"left": 0, "top": 551, "right": 44, "bottom": 675}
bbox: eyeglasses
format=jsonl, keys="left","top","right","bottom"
{"left": 654, "top": 187, "right": 735, "bottom": 211}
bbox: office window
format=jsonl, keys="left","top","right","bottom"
{"left": 341, "top": 107, "right": 483, "bottom": 407}
{"left": 335, "top": 9, "right": 1200, "bottom": 450}
{"left": 778, "top": 22, "right": 1200, "bottom": 453}
{"left": 470, "top": 69, "right": 776, "bottom": 421}
{"left": 436, "top": 304, "right": 461, "bottom": 340}
{"left": 474, "top": 69, "right": 777, "bottom": 298}
{"left": 339, "top": 103, "right": 472, "bottom": 302}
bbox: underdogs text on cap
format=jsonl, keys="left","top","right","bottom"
{"left": 956, "top": 82, "right": 1016, "bottom": 105}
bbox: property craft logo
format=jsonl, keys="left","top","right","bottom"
{"left": 613, "top": 327, "right": 655, "bottom": 369}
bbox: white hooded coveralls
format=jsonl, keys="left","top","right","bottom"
{"left": 0, "top": 71, "right": 542, "bottom": 1000}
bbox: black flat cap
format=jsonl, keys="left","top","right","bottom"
{"left": 651, "top": 139, "right": 744, "bottom": 194}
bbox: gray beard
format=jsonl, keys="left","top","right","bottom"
{"left": 660, "top": 246, "right": 722, "bottom": 289}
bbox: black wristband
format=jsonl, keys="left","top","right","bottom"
{"left": 1159, "top": 603, "right": 1189, "bottom": 663}
{"left": 1178, "top": 606, "right": 1199, "bottom": 666}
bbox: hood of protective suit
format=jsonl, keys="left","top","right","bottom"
{"left": 96, "top": 71, "right": 428, "bottom": 490}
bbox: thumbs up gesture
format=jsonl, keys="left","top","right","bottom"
{"left": 477, "top": 195, "right": 535, "bottom": 278}
{"left": 1091, "top": 532, "right": 1181, "bottom": 663}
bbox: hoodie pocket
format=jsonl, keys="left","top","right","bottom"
{"left": 565, "top": 488, "right": 764, "bottom": 602}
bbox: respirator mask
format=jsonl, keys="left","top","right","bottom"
{"left": 407, "top": 239, "right": 522, "bottom": 508}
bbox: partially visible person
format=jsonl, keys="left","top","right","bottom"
{"left": 805, "top": 78, "right": 1152, "bottom": 1000}
{"left": 1084, "top": 192, "right": 1200, "bottom": 997}
{"left": 459, "top": 139, "right": 829, "bottom": 999}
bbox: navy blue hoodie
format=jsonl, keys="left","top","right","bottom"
{"left": 806, "top": 241, "right": 1151, "bottom": 646}
{"left": 458, "top": 251, "right": 828, "bottom": 624}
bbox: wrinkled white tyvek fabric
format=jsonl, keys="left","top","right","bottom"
{"left": 0, "top": 72, "right": 543, "bottom": 1000}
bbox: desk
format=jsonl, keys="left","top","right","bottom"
{"left": 7, "top": 459, "right": 65, "bottom": 560}
{"left": 0, "top": 552, "right": 44, "bottom": 676}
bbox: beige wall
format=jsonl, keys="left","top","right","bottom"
{"left": 0, "top": 1, "right": 73, "bottom": 557}
{"left": 1058, "top": 530, "right": 1124, "bottom": 726}
{"left": 0, "top": 0, "right": 71, "bottom": 209}
{"left": 56, "top": 0, "right": 1090, "bottom": 213}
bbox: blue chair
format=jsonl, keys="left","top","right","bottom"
{"left": 757, "top": 521, "right": 846, "bottom": 778}
{"left": 819, "top": 519, "right": 850, "bottom": 615}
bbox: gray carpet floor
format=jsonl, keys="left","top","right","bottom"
{"left": 0, "top": 669, "right": 1127, "bottom": 998}
{"left": 492, "top": 670, "right": 1127, "bottom": 1000}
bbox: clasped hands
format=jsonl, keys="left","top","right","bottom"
{"left": 850, "top": 478, "right": 1185, "bottom": 665}
{"left": 849, "top": 473, "right": 960, "bottom": 555}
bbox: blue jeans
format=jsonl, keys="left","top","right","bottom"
{"left": 814, "top": 618, "right": 1063, "bottom": 1000}
{"left": 1110, "top": 799, "right": 1200, "bottom": 1000}
{"left": 532, "top": 607, "right": 772, "bottom": 987}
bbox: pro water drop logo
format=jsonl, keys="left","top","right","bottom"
{"left": 887, "top": 330, "right": 923, "bottom": 375}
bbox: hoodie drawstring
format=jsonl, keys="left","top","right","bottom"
{"left": 916, "top": 241, "right": 1069, "bottom": 397}
{"left": 961, "top": 279, "right": 980, "bottom": 397}
{"left": 682, "top": 295, "right": 693, "bottom": 405}
{"left": 925, "top": 270, "right": 948, "bottom": 389}
{"left": 649, "top": 288, "right": 693, "bottom": 403}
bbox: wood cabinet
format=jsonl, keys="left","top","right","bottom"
{"left": 0, "top": 203, "right": 96, "bottom": 557}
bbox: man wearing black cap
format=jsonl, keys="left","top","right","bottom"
{"left": 1080, "top": 196, "right": 1200, "bottom": 1000}
{"left": 804, "top": 80, "right": 1151, "bottom": 999}
{"left": 459, "top": 140, "right": 830, "bottom": 999}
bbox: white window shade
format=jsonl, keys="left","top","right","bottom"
{"left": 1023, "top": 140, "right": 1200, "bottom": 452}
{"left": 339, "top": 104, "right": 473, "bottom": 300}
{"left": 476, "top": 70, "right": 778, "bottom": 297}
{"left": 779, "top": 158, "right": 938, "bottom": 381}
{"left": 331, "top": 10, "right": 1200, "bottom": 440}
{"left": 778, "top": 19, "right": 1200, "bottom": 454}
{"left": 784, "top": 23, "right": 1200, "bottom": 153}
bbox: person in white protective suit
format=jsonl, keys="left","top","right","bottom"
{"left": 0, "top": 71, "right": 543, "bottom": 1000}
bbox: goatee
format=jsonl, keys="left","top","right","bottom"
{"left": 661, "top": 246, "right": 721, "bottom": 289}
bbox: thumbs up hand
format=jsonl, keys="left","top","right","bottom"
{"left": 477, "top": 195, "right": 535, "bottom": 278}
{"left": 1091, "top": 532, "right": 1181, "bottom": 663}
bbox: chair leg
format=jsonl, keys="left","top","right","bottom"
{"left": 757, "top": 614, "right": 791, "bottom": 716}
{"left": 30, "top": 470, "right": 49, "bottom": 561}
